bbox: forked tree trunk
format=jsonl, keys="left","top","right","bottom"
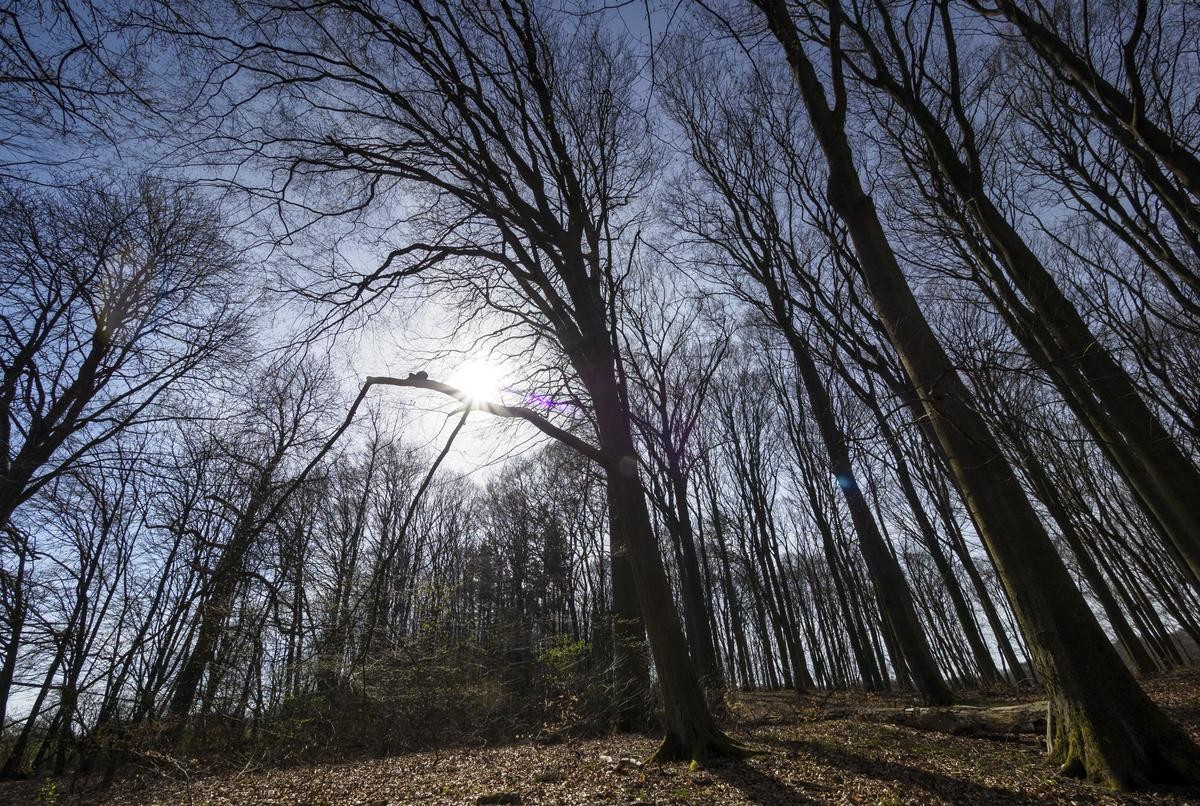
{"left": 752, "top": 0, "right": 1200, "bottom": 787}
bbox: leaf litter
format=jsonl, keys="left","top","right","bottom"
{"left": 6, "top": 667, "right": 1200, "bottom": 805}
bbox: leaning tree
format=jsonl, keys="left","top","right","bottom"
{"left": 738, "top": 0, "right": 1200, "bottom": 788}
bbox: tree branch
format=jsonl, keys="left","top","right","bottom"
{"left": 364, "top": 375, "right": 614, "bottom": 469}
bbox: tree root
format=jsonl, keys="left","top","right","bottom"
{"left": 1046, "top": 698, "right": 1200, "bottom": 790}
{"left": 647, "top": 728, "right": 755, "bottom": 765}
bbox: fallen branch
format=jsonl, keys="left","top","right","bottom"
{"left": 828, "top": 701, "right": 1048, "bottom": 737}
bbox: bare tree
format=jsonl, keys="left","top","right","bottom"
{"left": 164, "top": 358, "right": 337, "bottom": 737}
{"left": 0, "top": 176, "right": 245, "bottom": 725}
{"left": 170, "top": 0, "right": 742, "bottom": 760}
{"left": 826, "top": 0, "right": 1200, "bottom": 592}
{"left": 660, "top": 50, "right": 952, "bottom": 705}
{"left": 741, "top": 0, "right": 1200, "bottom": 787}
{"left": 624, "top": 273, "right": 729, "bottom": 688}
{"left": 1, "top": 1, "right": 157, "bottom": 174}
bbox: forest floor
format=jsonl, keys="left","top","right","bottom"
{"left": 7, "top": 667, "right": 1200, "bottom": 805}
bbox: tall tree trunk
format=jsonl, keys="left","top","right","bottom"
{"left": 987, "top": 402, "right": 1160, "bottom": 675}
{"left": 0, "top": 546, "right": 28, "bottom": 732}
{"left": 607, "top": 489, "right": 653, "bottom": 730}
{"left": 786, "top": 332, "right": 952, "bottom": 704}
{"left": 668, "top": 470, "right": 722, "bottom": 687}
{"left": 976, "top": 260, "right": 1200, "bottom": 591}
{"left": 817, "top": 511, "right": 885, "bottom": 690}
{"left": 866, "top": 394, "right": 1001, "bottom": 685}
{"left": 752, "top": 0, "right": 1200, "bottom": 786}
{"left": 587, "top": 359, "right": 741, "bottom": 760}
{"left": 854, "top": 13, "right": 1200, "bottom": 588}
{"left": 704, "top": 475, "right": 754, "bottom": 689}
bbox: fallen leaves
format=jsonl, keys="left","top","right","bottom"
{"left": 4, "top": 668, "right": 1200, "bottom": 804}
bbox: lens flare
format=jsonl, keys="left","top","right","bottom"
{"left": 448, "top": 360, "right": 505, "bottom": 402}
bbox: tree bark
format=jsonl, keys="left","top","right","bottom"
{"left": 607, "top": 489, "right": 653, "bottom": 730}
{"left": 752, "top": 0, "right": 1200, "bottom": 786}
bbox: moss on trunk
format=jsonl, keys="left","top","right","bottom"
{"left": 1046, "top": 692, "right": 1200, "bottom": 789}
{"left": 648, "top": 728, "right": 751, "bottom": 764}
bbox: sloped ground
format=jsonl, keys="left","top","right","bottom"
{"left": 7, "top": 668, "right": 1200, "bottom": 805}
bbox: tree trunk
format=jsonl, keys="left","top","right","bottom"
{"left": 865, "top": 27, "right": 1200, "bottom": 589}
{"left": 753, "top": 0, "right": 1200, "bottom": 786}
{"left": 585, "top": 356, "right": 741, "bottom": 760}
{"left": 0, "top": 546, "right": 28, "bottom": 732}
{"left": 871, "top": 401, "right": 1001, "bottom": 685}
{"left": 704, "top": 474, "right": 754, "bottom": 689}
{"left": 668, "top": 469, "right": 722, "bottom": 688}
{"left": 787, "top": 331, "right": 952, "bottom": 704}
{"left": 607, "top": 488, "right": 653, "bottom": 730}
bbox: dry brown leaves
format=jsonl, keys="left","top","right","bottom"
{"left": 7, "top": 667, "right": 1200, "bottom": 805}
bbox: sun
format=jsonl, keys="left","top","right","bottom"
{"left": 447, "top": 360, "right": 506, "bottom": 402}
